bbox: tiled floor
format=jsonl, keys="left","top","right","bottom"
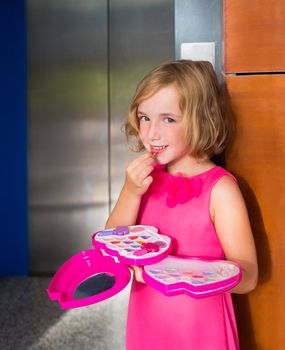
{"left": 0, "top": 277, "right": 130, "bottom": 350}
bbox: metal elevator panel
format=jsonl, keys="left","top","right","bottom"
{"left": 175, "top": 0, "right": 223, "bottom": 80}
{"left": 27, "top": 1, "right": 109, "bottom": 274}
{"left": 27, "top": 0, "right": 175, "bottom": 274}
{"left": 109, "top": 0, "right": 175, "bottom": 208}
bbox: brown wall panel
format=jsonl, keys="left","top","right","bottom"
{"left": 224, "top": 0, "right": 285, "bottom": 73}
{"left": 225, "top": 75, "right": 285, "bottom": 349}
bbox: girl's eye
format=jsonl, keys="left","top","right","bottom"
{"left": 138, "top": 115, "right": 150, "bottom": 123}
{"left": 164, "top": 117, "right": 176, "bottom": 123}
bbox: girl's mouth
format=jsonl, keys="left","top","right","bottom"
{"left": 150, "top": 145, "right": 168, "bottom": 156}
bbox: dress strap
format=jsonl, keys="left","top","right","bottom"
{"left": 207, "top": 166, "right": 238, "bottom": 193}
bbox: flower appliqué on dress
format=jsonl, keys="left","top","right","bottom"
{"left": 149, "top": 168, "right": 203, "bottom": 208}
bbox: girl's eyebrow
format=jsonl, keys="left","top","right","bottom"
{"left": 137, "top": 110, "right": 182, "bottom": 118}
{"left": 137, "top": 110, "right": 147, "bottom": 115}
{"left": 160, "top": 112, "right": 182, "bottom": 118}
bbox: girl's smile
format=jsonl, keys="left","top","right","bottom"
{"left": 150, "top": 145, "right": 168, "bottom": 156}
{"left": 137, "top": 84, "right": 190, "bottom": 173}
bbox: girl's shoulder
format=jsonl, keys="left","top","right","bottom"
{"left": 209, "top": 168, "right": 241, "bottom": 221}
{"left": 207, "top": 166, "right": 238, "bottom": 197}
{"left": 207, "top": 166, "right": 237, "bottom": 185}
{"left": 210, "top": 168, "right": 241, "bottom": 205}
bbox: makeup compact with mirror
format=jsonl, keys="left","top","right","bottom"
{"left": 47, "top": 225, "right": 242, "bottom": 309}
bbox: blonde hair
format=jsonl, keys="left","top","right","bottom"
{"left": 124, "top": 60, "right": 232, "bottom": 159}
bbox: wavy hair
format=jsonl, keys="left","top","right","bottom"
{"left": 124, "top": 60, "right": 232, "bottom": 159}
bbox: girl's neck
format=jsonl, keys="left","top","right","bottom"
{"left": 166, "top": 156, "right": 215, "bottom": 177}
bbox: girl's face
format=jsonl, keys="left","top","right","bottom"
{"left": 137, "top": 84, "right": 191, "bottom": 172}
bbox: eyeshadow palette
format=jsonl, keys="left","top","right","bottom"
{"left": 93, "top": 225, "right": 172, "bottom": 266}
{"left": 47, "top": 225, "right": 242, "bottom": 309}
{"left": 143, "top": 255, "right": 242, "bottom": 298}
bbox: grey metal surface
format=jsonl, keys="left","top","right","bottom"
{"left": 175, "top": 0, "right": 223, "bottom": 80}
{"left": 27, "top": 1, "right": 109, "bottom": 273}
{"left": 25, "top": 2, "right": 174, "bottom": 348}
{"left": 109, "top": 0, "right": 175, "bottom": 207}
{"left": 27, "top": 0, "right": 174, "bottom": 274}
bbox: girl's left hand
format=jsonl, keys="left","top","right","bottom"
{"left": 130, "top": 266, "right": 146, "bottom": 283}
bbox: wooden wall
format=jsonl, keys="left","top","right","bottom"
{"left": 223, "top": 1, "right": 285, "bottom": 349}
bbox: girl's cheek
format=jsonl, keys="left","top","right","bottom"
{"left": 139, "top": 123, "right": 148, "bottom": 132}
{"left": 138, "top": 131, "right": 146, "bottom": 148}
{"left": 139, "top": 125, "right": 148, "bottom": 139}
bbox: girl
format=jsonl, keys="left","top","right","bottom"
{"left": 105, "top": 60, "right": 258, "bottom": 350}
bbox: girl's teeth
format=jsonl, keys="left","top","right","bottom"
{"left": 150, "top": 146, "right": 167, "bottom": 157}
{"left": 151, "top": 146, "right": 167, "bottom": 150}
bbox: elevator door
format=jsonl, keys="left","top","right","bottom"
{"left": 109, "top": 0, "right": 175, "bottom": 207}
{"left": 27, "top": 0, "right": 174, "bottom": 274}
{"left": 28, "top": 0, "right": 109, "bottom": 274}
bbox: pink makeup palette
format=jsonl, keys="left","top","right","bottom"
{"left": 93, "top": 225, "right": 171, "bottom": 265}
{"left": 47, "top": 225, "right": 242, "bottom": 309}
{"left": 143, "top": 255, "right": 242, "bottom": 298}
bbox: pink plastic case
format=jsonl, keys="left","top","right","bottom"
{"left": 92, "top": 225, "right": 172, "bottom": 266}
{"left": 47, "top": 225, "right": 172, "bottom": 309}
{"left": 47, "top": 249, "right": 131, "bottom": 309}
{"left": 47, "top": 225, "right": 242, "bottom": 309}
{"left": 143, "top": 255, "right": 242, "bottom": 298}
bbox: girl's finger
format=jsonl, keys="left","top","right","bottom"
{"left": 131, "top": 266, "right": 146, "bottom": 283}
{"left": 143, "top": 176, "right": 153, "bottom": 186}
{"left": 135, "top": 165, "right": 154, "bottom": 184}
{"left": 131, "top": 155, "right": 154, "bottom": 177}
{"left": 131, "top": 159, "right": 153, "bottom": 177}
{"left": 127, "top": 152, "right": 154, "bottom": 171}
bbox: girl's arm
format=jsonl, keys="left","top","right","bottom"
{"left": 105, "top": 152, "right": 154, "bottom": 229}
{"left": 210, "top": 176, "right": 258, "bottom": 294}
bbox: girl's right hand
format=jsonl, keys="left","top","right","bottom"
{"left": 123, "top": 153, "right": 155, "bottom": 197}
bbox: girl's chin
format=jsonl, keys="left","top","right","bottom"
{"left": 154, "top": 159, "right": 167, "bottom": 165}
{"left": 153, "top": 155, "right": 169, "bottom": 165}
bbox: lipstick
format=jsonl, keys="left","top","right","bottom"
{"left": 150, "top": 150, "right": 159, "bottom": 161}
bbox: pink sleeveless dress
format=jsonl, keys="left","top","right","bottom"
{"left": 126, "top": 165, "right": 239, "bottom": 350}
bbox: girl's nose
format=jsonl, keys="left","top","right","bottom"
{"left": 148, "top": 122, "right": 161, "bottom": 140}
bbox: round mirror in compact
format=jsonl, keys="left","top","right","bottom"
{"left": 47, "top": 249, "right": 131, "bottom": 309}
{"left": 74, "top": 272, "right": 116, "bottom": 300}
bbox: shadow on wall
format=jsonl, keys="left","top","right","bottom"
{"left": 231, "top": 175, "right": 272, "bottom": 350}
{"left": 223, "top": 81, "right": 273, "bottom": 349}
